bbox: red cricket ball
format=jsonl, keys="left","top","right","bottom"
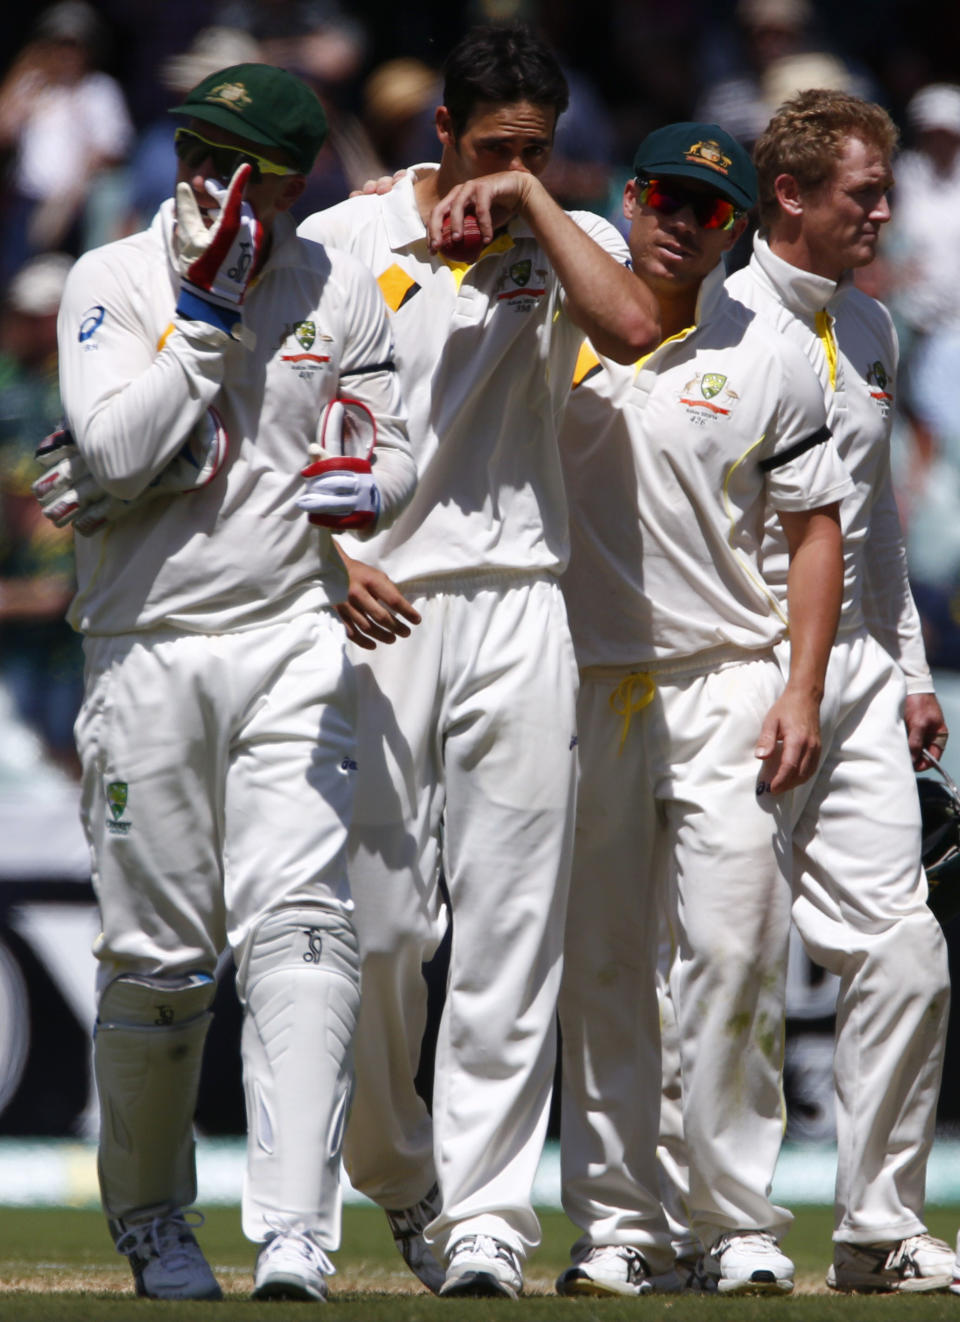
{"left": 438, "top": 213, "right": 486, "bottom": 262}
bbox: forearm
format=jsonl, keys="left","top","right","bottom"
{"left": 59, "top": 254, "right": 228, "bottom": 500}
{"left": 67, "top": 327, "right": 227, "bottom": 500}
{"left": 782, "top": 506, "right": 843, "bottom": 700}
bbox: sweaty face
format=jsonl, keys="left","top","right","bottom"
{"left": 175, "top": 119, "right": 305, "bottom": 228}
{"left": 438, "top": 100, "right": 556, "bottom": 184}
{"left": 624, "top": 176, "right": 741, "bottom": 294}
{"left": 794, "top": 136, "right": 892, "bottom": 279}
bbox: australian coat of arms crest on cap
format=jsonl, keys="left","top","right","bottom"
{"left": 206, "top": 82, "right": 252, "bottom": 111}
{"left": 686, "top": 139, "right": 732, "bottom": 175}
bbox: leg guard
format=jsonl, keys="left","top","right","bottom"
{"left": 236, "top": 905, "right": 360, "bottom": 1246}
{"left": 95, "top": 970, "right": 216, "bottom": 1226}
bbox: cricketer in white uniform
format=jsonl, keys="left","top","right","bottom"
{"left": 554, "top": 123, "right": 852, "bottom": 1298}
{"left": 48, "top": 64, "right": 416, "bottom": 1302}
{"left": 298, "top": 25, "right": 659, "bottom": 1300}
{"left": 723, "top": 90, "right": 953, "bottom": 1292}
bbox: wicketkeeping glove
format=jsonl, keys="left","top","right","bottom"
{"left": 175, "top": 163, "right": 263, "bottom": 332}
{"left": 33, "top": 409, "right": 228, "bottom": 536}
{"left": 298, "top": 460, "right": 381, "bottom": 529}
{"left": 296, "top": 397, "right": 381, "bottom": 530}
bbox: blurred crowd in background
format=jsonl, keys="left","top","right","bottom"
{"left": 2, "top": 0, "right": 960, "bottom": 783}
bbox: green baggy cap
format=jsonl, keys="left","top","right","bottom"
{"left": 170, "top": 63, "right": 327, "bottom": 175}
{"left": 633, "top": 122, "right": 757, "bottom": 211}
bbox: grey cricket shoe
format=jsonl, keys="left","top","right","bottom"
{"left": 385, "top": 1181, "right": 444, "bottom": 1293}
{"left": 556, "top": 1244, "right": 655, "bottom": 1297}
{"left": 702, "top": 1230, "right": 794, "bottom": 1295}
{"left": 651, "top": 1251, "right": 706, "bottom": 1293}
{"left": 113, "top": 1209, "right": 221, "bottom": 1300}
{"left": 439, "top": 1233, "right": 523, "bottom": 1298}
{"left": 252, "top": 1227, "right": 334, "bottom": 1301}
{"left": 827, "top": 1233, "right": 954, "bottom": 1293}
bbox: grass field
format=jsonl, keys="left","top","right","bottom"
{"left": 1, "top": 1204, "right": 959, "bottom": 1320}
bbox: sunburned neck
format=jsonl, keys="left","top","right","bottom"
{"left": 657, "top": 286, "right": 700, "bottom": 341}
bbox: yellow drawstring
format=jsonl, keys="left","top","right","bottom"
{"left": 609, "top": 672, "right": 656, "bottom": 752}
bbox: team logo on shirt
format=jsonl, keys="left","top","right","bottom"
{"left": 495, "top": 258, "right": 547, "bottom": 311}
{"left": 865, "top": 359, "right": 893, "bottom": 417}
{"left": 278, "top": 321, "right": 332, "bottom": 377}
{"left": 105, "top": 780, "right": 131, "bottom": 836}
{"left": 678, "top": 370, "right": 740, "bottom": 422}
{"left": 294, "top": 320, "right": 316, "bottom": 350}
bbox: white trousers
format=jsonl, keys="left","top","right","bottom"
{"left": 78, "top": 611, "right": 357, "bottom": 966}
{"left": 655, "top": 629, "right": 951, "bottom": 1252}
{"left": 341, "top": 572, "right": 579, "bottom": 1257}
{"left": 785, "top": 629, "right": 950, "bottom": 1244}
{"left": 559, "top": 652, "right": 793, "bottom": 1257}
{"left": 77, "top": 610, "right": 358, "bottom": 1234}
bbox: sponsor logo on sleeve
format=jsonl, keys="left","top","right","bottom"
{"left": 79, "top": 305, "right": 106, "bottom": 345}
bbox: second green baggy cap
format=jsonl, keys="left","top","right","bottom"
{"left": 170, "top": 63, "right": 328, "bottom": 175}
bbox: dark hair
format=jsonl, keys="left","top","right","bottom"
{"left": 754, "top": 88, "right": 898, "bottom": 229}
{"left": 441, "top": 25, "right": 569, "bottom": 141}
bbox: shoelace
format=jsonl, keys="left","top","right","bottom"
{"left": 262, "top": 1218, "right": 336, "bottom": 1278}
{"left": 591, "top": 1245, "right": 648, "bottom": 1282}
{"left": 886, "top": 1234, "right": 948, "bottom": 1274}
{"left": 115, "top": 1210, "right": 204, "bottom": 1270}
{"left": 715, "top": 1231, "right": 780, "bottom": 1257}
{"left": 451, "top": 1234, "right": 520, "bottom": 1273}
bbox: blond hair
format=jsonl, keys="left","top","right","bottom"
{"left": 754, "top": 88, "right": 898, "bottom": 229}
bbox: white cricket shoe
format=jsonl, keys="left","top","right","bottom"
{"left": 827, "top": 1233, "right": 954, "bottom": 1293}
{"left": 950, "top": 1229, "right": 960, "bottom": 1295}
{"left": 439, "top": 1233, "right": 523, "bottom": 1298}
{"left": 702, "top": 1231, "right": 794, "bottom": 1295}
{"left": 385, "top": 1182, "right": 444, "bottom": 1293}
{"left": 556, "top": 1244, "right": 655, "bottom": 1297}
{"left": 252, "top": 1228, "right": 334, "bottom": 1301}
{"left": 114, "top": 1210, "right": 221, "bottom": 1300}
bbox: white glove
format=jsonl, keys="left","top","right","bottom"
{"left": 175, "top": 164, "right": 263, "bottom": 331}
{"left": 297, "top": 458, "right": 380, "bottom": 530}
{"left": 33, "top": 409, "right": 228, "bottom": 536}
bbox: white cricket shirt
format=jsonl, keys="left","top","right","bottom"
{"left": 59, "top": 202, "right": 414, "bottom": 636}
{"left": 559, "top": 273, "right": 853, "bottom": 667}
{"left": 727, "top": 234, "right": 933, "bottom": 693}
{"left": 298, "top": 167, "right": 630, "bottom": 586}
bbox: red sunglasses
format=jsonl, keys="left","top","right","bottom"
{"left": 635, "top": 175, "right": 744, "bottom": 231}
